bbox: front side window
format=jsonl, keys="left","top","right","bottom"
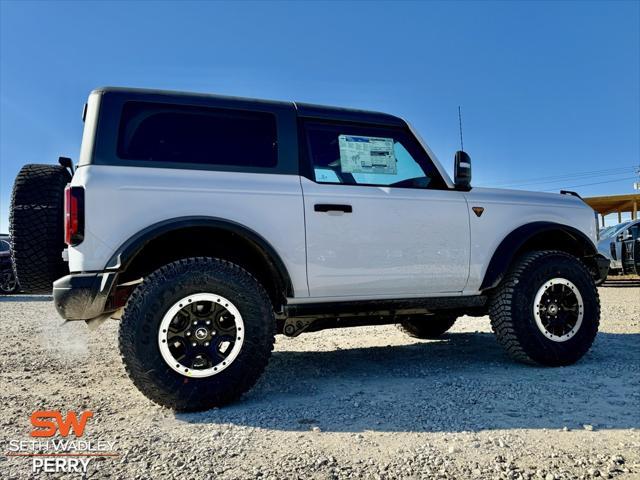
{"left": 303, "top": 121, "right": 446, "bottom": 189}
{"left": 117, "top": 102, "right": 277, "bottom": 168}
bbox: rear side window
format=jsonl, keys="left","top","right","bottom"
{"left": 117, "top": 102, "right": 277, "bottom": 167}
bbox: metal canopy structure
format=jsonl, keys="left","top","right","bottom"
{"left": 584, "top": 193, "right": 639, "bottom": 226}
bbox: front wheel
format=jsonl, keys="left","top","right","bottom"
{"left": 118, "top": 257, "right": 275, "bottom": 411}
{"left": 489, "top": 250, "right": 600, "bottom": 366}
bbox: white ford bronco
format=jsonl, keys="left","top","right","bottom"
{"left": 10, "top": 87, "right": 609, "bottom": 411}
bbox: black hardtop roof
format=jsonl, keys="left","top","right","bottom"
{"left": 93, "top": 87, "right": 405, "bottom": 126}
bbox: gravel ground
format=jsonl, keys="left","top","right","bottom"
{"left": 0, "top": 285, "right": 638, "bottom": 479}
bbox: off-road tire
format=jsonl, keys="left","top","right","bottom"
{"left": 118, "top": 257, "right": 275, "bottom": 411}
{"left": 489, "top": 250, "right": 600, "bottom": 366}
{"left": 10, "top": 164, "right": 71, "bottom": 293}
{"left": 397, "top": 313, "right": 458, "bottom": 339}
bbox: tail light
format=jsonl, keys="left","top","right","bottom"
{"left": 64, "top": 186, "right": 85, "bottom": 245}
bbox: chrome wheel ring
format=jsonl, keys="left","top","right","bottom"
{"left": 158, "top": 293, "right": 244, "bottom": 378}
{"left": 533, "top": 278, "right": 584, "bottom": 342}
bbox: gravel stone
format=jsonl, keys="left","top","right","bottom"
{"left": 0, "top": 285, "right": 638, "bottom": 479}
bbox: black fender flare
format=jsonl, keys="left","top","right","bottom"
{"left": 480, "top": 221, "right": 598, "bottom": 291}
{"left": 104, "top": 216, "right": 293, "bottom": 296}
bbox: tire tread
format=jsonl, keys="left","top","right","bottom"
{"left": 489, "top": 250, "right": 600, "bottom": 366}
{"left": 118, "top": 256, "right": 275, "bottom": 411}
{"left": 10, "top": 164, "right": 71, "bottom": 293}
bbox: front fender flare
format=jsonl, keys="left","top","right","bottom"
{"left": 480, "top": 221, "right": 598, "bottom": 291}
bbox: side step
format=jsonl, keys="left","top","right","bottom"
{"left": 282, "top": 295, "right": 487, "bottom": 337}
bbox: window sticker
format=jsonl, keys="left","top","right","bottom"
{"left": 338, "top": 135, "right": 397, "bottom": 175}
{"left": 314, "top": 167, "right": 342, "bottom": 183}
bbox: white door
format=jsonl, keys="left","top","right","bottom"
{"left": 300, "top": 120, "right": 470, "bottom": 298}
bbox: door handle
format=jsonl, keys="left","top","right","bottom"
{"left": 314, "top": 204, "right": 353, "bottom": 213}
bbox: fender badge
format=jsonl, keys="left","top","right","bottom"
{"left": 472, "top": 206, "right": 485, "bottom": 217}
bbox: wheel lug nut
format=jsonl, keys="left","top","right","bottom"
{"left": 186, "top": 331, "right": 191, "bottom": 336}
{"left": 204, "top": 342, "right": 210, "bottom": 347}
{"left": 192, "top": 342, "right": 196, "bottom": 347}
{"left": 193, "top": 321, "right": 197, "bottom": 326}
{"left": 206, "top": 320, "right": 211, "bottom": 325}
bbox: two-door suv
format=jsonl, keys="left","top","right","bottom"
{"left": 10, "top": 87, "right": 609, "bottom": 411}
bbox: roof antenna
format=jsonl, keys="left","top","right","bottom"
{"left": 458, "top": 106, "right": 464, "bottom": 152}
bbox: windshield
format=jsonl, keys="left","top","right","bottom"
{"left": 601, "top": 222, "right": 631, "bottom": 240}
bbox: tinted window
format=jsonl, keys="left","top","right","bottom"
{"left": 303, "top": 121, "right": 446, "bottom": 189}
{"left": 118, "top": 102, "right": 277, "bottom": 167}
{"left": 603, "top": 221, "right": 631, "bottom": 239}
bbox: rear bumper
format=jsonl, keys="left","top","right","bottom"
{"left": 53, "top": 272, "right": 118, "bottom": 321}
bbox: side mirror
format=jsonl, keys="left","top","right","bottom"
{"left": 454, "top": 151, "right": 471, "bottom": 190}
{"left": 58, "top": 156, "right": 74, "bottom": 175}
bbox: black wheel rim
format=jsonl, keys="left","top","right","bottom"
{"left": 0, "top": 271, "right": 17, "bottom": 292}
{"left": 533, "top": 278, "right": 584, "bottom": 342}
{"left": 158, "top": 293, "right": 244, "bottom": 377}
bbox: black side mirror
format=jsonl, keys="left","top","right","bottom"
{"left": 454, "top": 151, "right": 471, "bottom": 190}
{"left": 58, "top": 156, "right": 74, "bottom": 175}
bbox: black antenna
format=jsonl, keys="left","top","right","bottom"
{"left": 458, "top": 106, "right": 464, "bottom": 152}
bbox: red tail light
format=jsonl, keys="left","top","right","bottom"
{"left": 64, "top": 186, "right": 85, "bottom": 245}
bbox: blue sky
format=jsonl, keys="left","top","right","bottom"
{"left": 1, "top": 0, "right": 639, "bottom": 231}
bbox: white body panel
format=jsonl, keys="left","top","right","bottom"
{"left": 69, "top": 165, "right": 309, "bottom": 297}
{"left": 462, "top": 188, "right": 598, "bottom": 294}
{"left": 70, "top": 167, "right": 597, "bottom": 302}
{"left": 300, "top": 177, "right": 470, "bottom": 297}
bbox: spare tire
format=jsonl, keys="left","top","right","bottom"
{"left": 10, "top": 164, "right": 71, "bottom": 293}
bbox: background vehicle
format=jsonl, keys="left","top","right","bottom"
{"left": 10, "top": 88, "right": 609, "bottom": 411}
{"left": 599, "top": 220, "right": 640, "bottom": 274}
{"left": 0, "top": 235, "right": 19, "bottom": 294}
{"left": 621, "top": 223, "right": 640, "bottom": 275}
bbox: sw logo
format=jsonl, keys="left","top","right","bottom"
{"left": 30, "top": 410, "right": 93, "bottom": 437}
{"left": 29, "top": 411, "right": 94, "bottom": 474}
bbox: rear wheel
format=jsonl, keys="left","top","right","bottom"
{"left": 489, "top": 250, "right": 599, "bottom": 366}
{"left": 10, "top": 164, "right": 71, "bottom": 293}
{"left": 397, "top": 313, "right": 458, "bottom": 339}
{"left": 119, "top": 257, "right": 275, "bottom": 411}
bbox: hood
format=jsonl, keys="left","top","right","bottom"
{"left": 467, "top": 187, "right": 589, "bottom": 209}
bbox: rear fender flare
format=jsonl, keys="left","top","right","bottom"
{"left": 105, "top": 216, "right": 293, "bottom": 296}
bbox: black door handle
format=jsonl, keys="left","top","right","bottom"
{"left": 314, "top": 204, "right": 353, "bottom": 213}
